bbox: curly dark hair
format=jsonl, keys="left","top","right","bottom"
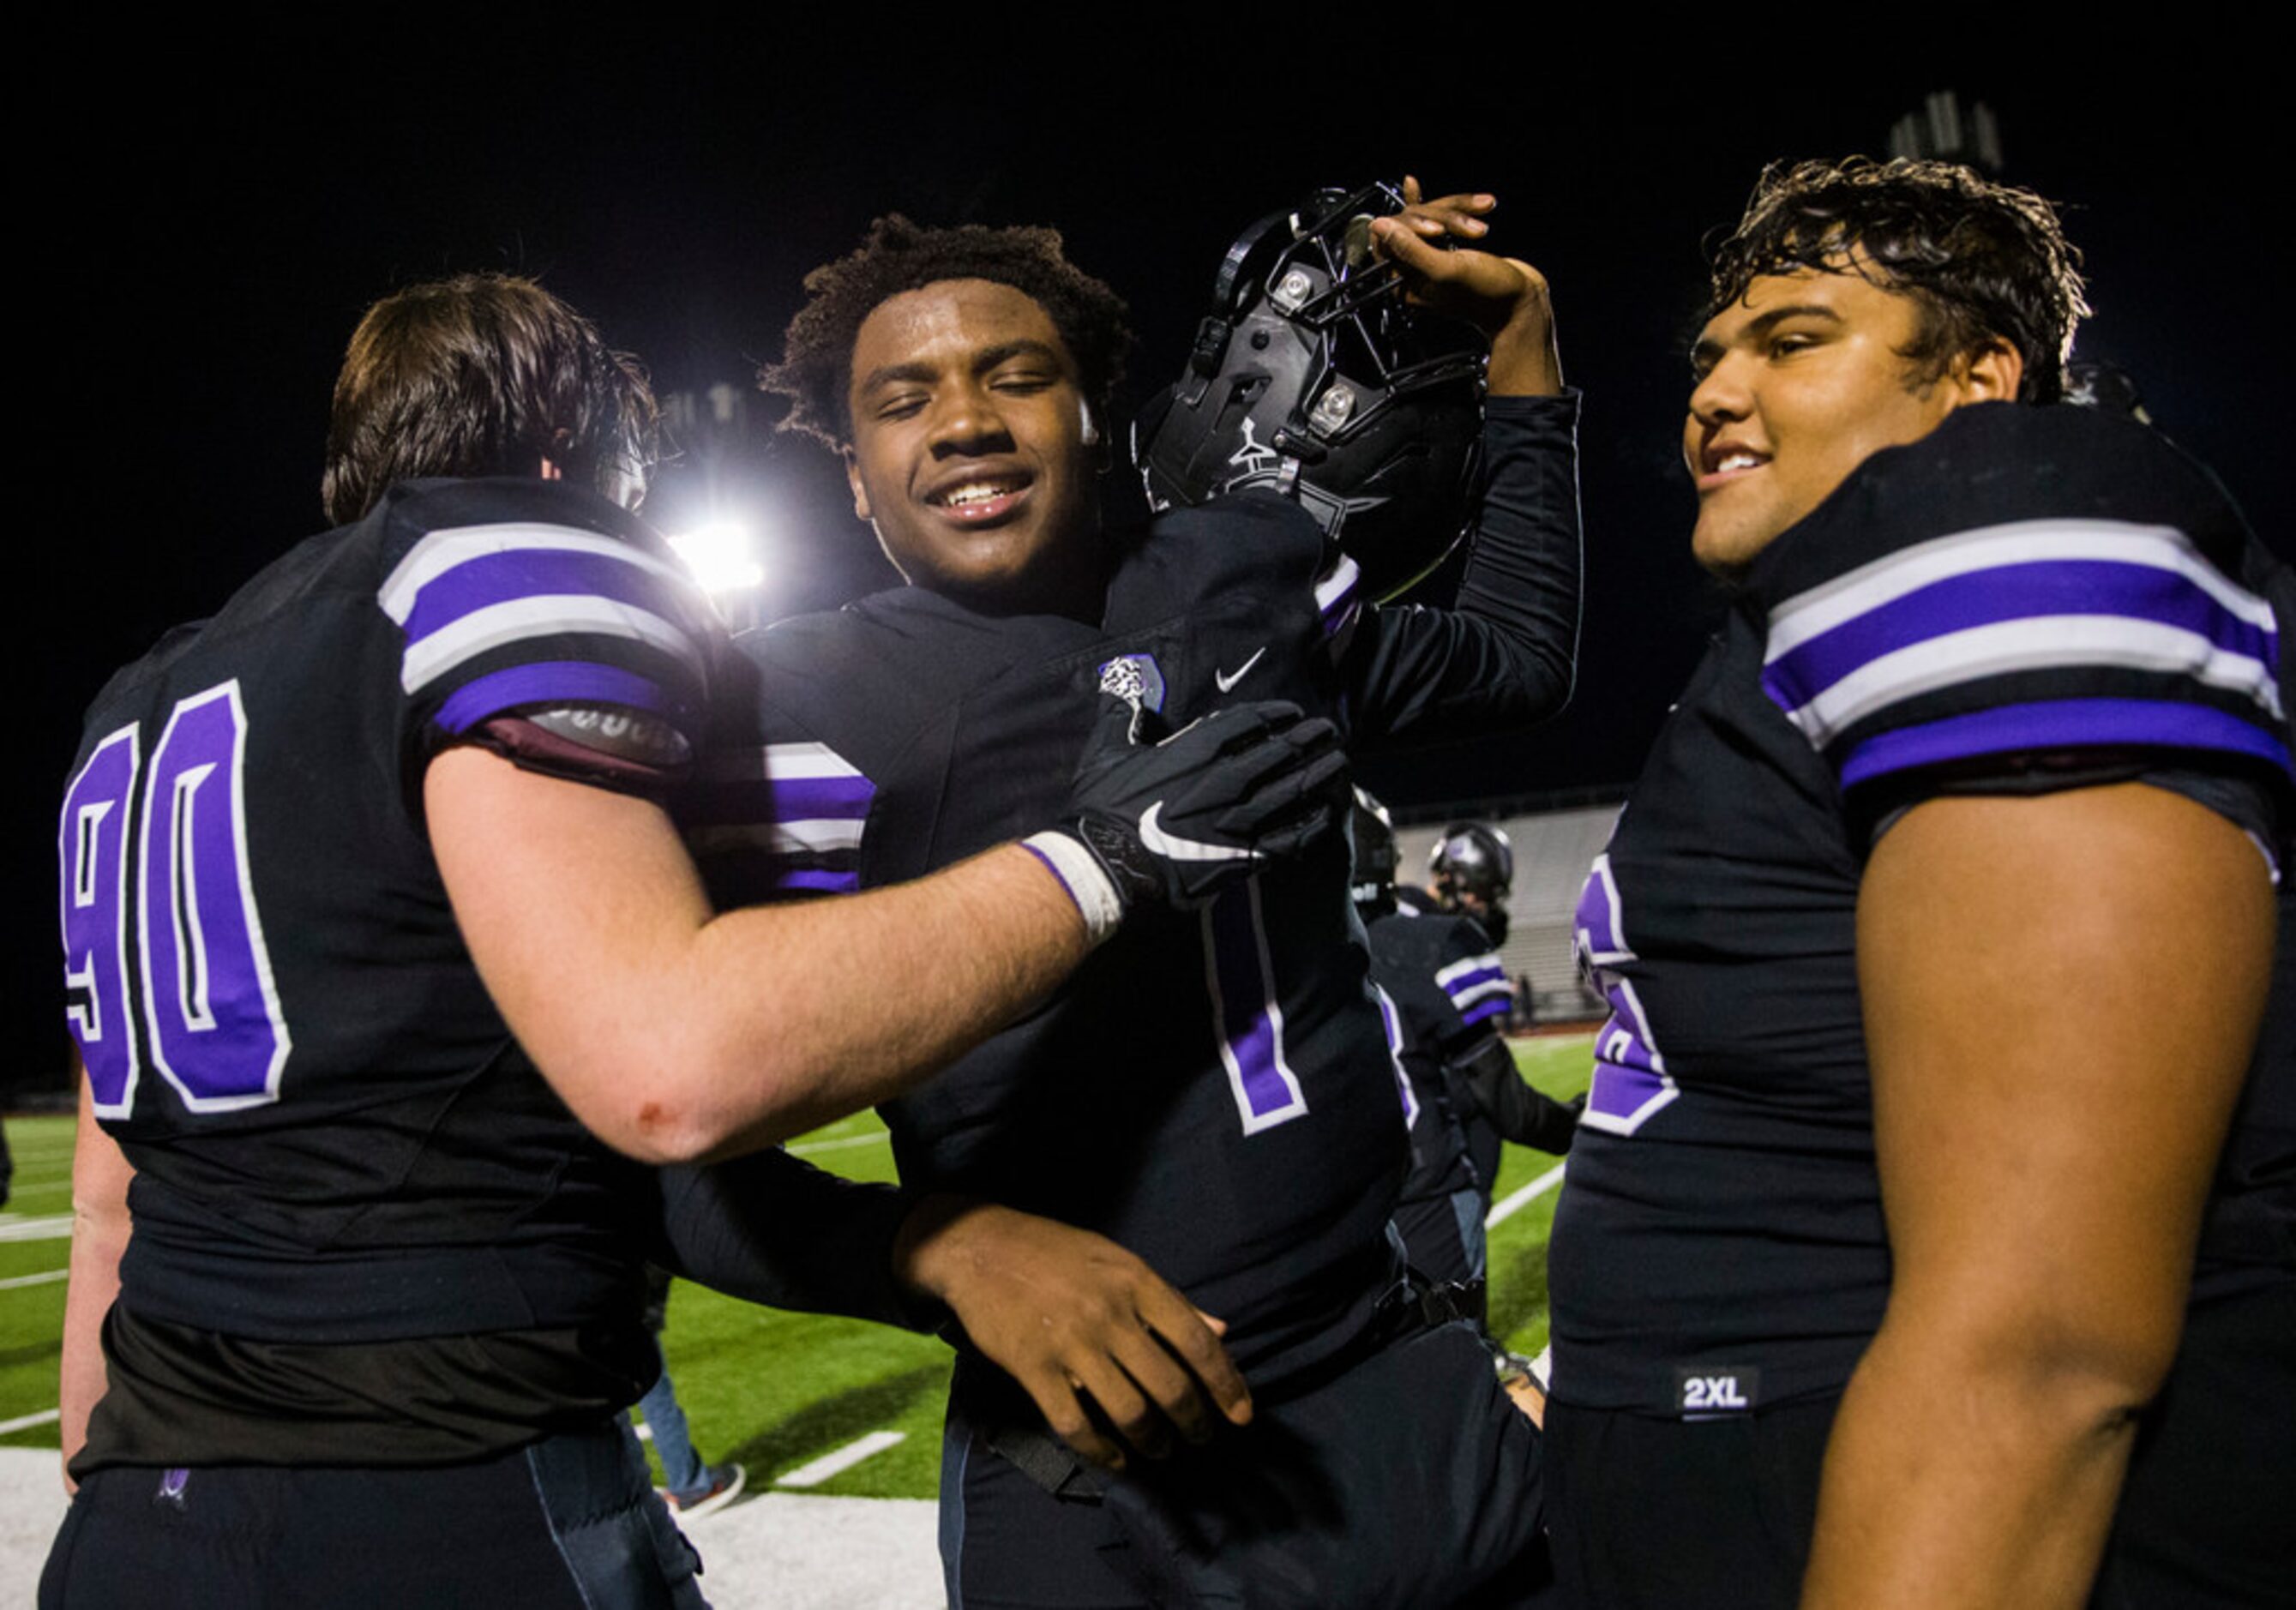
{"left": 1707, "top": 157, "right": 2089, "bottom": 404}
{"left": 323, "top": 274, "right": 657, "bottom": 524}
{"left": 763, "top": 214, "right": 1132, "bottom": 448}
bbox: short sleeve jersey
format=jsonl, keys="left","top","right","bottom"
{"left": 1548, "top": 403, "right": 2295, "bottom": 1416}
{"left": 58, "top": 477, "right": 724, "bottom": 1351}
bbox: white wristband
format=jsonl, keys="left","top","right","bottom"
{"left": 1021, "top": 831, "right": 1126, "bottom": 946}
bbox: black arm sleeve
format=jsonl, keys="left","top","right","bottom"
{"left": 1458, "top": 1034, "right": 1580, "bottom": 1155}
{"left": 652, "top": 1151, "right": 947, "bottom": 1332}
{"left": 1345, "top": 390, "right": 1583, "bottom": 747}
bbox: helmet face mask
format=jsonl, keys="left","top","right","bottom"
{"left": 1349, "top": 787, "right": 1399, "bottom": 921}
{"left": 1135, "top": 183, "right": 1488, "bottom": 602}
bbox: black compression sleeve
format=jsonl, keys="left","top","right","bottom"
{"left": 1459, "top": 1034, "right": 1579, "bottom": 1154}
{"left": 653, "top": 1151, "right": 947, "bottom": 1331}
{"left": 1345, "top": 390, "right": 1584, "bottom": 745}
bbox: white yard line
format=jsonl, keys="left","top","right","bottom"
{"left": 787, "top": 1133, "right": 889, "bottom": 1156}
{"left": 0, "top": 1271, "right": 66, "bottom": 1291}
{"left": 776, "top": 1431, "right": 905, "bottom": 1489}
{"left": 0, "top": 1409, "right": 58, "bottom": 1436}
{"left": 1486, "top": 1162, "right": 1566, "bottom": 1229}
{"left": 0, "top": 1217, "right": 73, "bottom": 1244}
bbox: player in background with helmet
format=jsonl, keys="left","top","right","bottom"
{"left": 1544, "top": 159, "right": 2293, "bottom": 1607}
{"left": 1403, "top": 821, "right": 1583, "bottom": 1222}
{"left": 46, "top": 273, "right": 1340, "bottom": 1608}
{"left": 709, "top": 177, "right": 1580, "bottom": 1608}
{"left": 1355, "top": 796, "right": 1579, "bottom": 1319}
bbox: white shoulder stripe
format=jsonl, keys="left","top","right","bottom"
{"left": 1781, "top": 614, "right": 2284, "bottom": 748}
{"left": 1434, "top": 953, "right": 1503, "bottom": 989}
{"left": 400, "top": 596, "right": 702, "bottom": 694}
{"left": 688, "top": 819, "right": 867, "bottom": 856}
{"left": 695, "top": 742, "right": 867, "bottom": 784}
{"left": 1766, "top": 519, "right": 2277, "bottom": 663}
{"left": 1313, "top": 553, "right": 1361, "bottom": 612}
{"left": 762, "top": 741, "right": 866, "bottom": 780}
{"left": 379, "top": 522, "right": 692, "bottom": 623}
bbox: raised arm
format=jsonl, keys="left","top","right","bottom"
{"left": 1800, "top": 783, "right": 2275, "bottom": 1608}
{"left": 1344, "top": 182, "right": 1582, "bottom": 743}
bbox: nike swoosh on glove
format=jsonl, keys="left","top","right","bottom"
{"left": 1037, "top": 695, "right": 1349, "bottom": 923}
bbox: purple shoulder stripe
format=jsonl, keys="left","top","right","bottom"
{"left": 434, "top": 661, "right": 681, "bottom": 736}
{"left": 773, "top": 866, "right": 860, "bottom": 895}
{"left": 1839, "top": 697, "right": 2295, "bottom": 790}
{"left": 1764, "top": 557, "right": 2278, "bottom": 721}
{"left": 1761, "top": 521, "right": 2284, "bottom": 760}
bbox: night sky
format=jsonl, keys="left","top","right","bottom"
{"left": 20, "top": 35, "right": 2286, "bottom": 1091}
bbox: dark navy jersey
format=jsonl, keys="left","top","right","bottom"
{"left": 1549, "top": 403, "right": 2296, "bottom": 1416}
{"left": 57, "top": 478, "right": 724, "bottom": 1460}
{"left": 1374, "top": 907, "right": 1533, "bottom": 1200}
{"left": 693, "top": 394, "right": 1582, "bottom": 1388}
{"left": 1366, "top": 911, "right": 1492, "bottom": 1288}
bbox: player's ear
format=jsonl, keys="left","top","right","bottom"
{"left": 1954, "top": 336, "right": 2024, "bottom": 406}
{"left": 844, "top": 448, "right": 872, "bottom": 521}
{"left": 1080, "top": 399, "right": 1113, "bottom": 473}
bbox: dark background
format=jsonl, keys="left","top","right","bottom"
{"left": 17, "top": 31, "right": 2284, "bottom": 1095}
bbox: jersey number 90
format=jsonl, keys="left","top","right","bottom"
{"left": 59, "top": 681, "right": 291, "bottom": 1119}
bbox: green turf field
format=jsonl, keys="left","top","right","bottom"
{"left": 0, "top": 1032, "right": 1594, "bottom": 1494}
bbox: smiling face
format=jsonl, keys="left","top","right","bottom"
{"left": 844, "top": 278, "right": 1103, "bottom": 614}
{"left": 1684, "top": 264, "right": 2021, "bottom": 575}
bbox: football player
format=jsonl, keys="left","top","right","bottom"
{"left": 46, "top": 273, "right": 1342, "bottom": 1607}
{"left": 711, "top": 183, "right": 1582, "bottom": 1607}
{"left": 1356, "top": 797, "right": 1578, "bottom": 1315}
{"left": 1415, "top": 820, "right": 1581, "bottom": 1218}
{"left": 1543, "top": 159, "right": 2293, "bottom": 1607}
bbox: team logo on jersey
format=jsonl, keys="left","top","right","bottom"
{"left": 1098, "top": 654, "right": 1168, "bottom": 716}
{"left": 1674, "top": 1366, "right": 1759, "bottom": 1416}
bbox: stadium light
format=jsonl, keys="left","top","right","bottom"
{"left": 666, "top": 518, "right": 766, "bottom": 596}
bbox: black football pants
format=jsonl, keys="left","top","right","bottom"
{"left": 40, "top": 1418, "right": 706, "bottom": 1608}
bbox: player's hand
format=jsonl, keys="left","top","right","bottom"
{"left": 893, "top": 1196, "right": 1253, "bottom": 1469}
{"left": 1371, "top": 175, "right": 1561, "bottom": 397}
{"left": 1492, "top": 1342, "right": 1548, "bottom": 1427}
{"left": 1060, "top": 694, "right": 1347, "bottom": 910}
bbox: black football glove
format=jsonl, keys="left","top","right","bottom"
{"left": 1058, "top": 694, "right": 1348, "bottom": 910}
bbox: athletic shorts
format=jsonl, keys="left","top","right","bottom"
{"left": 941, "top": 1318, "right": 1548, "bottom": 1609}
{"left": 40, "top": 1418, "right": 706, "bottom": 1609}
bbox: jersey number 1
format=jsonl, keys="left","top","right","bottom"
{"left": 60, "top": 681, "right": 291, "bottom": 1118}
{"left": 1203, "top": 882, "right": 1309, "bottom": 1134}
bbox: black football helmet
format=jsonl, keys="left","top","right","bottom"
{"left": 1430, "top": 821, "right": 1512, "bottom": 944}
{"left": 2062, "top": 357, "right": 2153, "bottom": 426}
{"left": 1133, "top": 182, "right": 1488, "bottom": 602}
{"left": 1349, "top": 788, "right": 1399, "bottom": 921}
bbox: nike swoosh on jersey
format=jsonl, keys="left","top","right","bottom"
{"left": 1138, "top": 802, "right": 1254, "bottom": 862}
{"left": 1214, "top": 647, "right": 1266, "bottom": 693}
